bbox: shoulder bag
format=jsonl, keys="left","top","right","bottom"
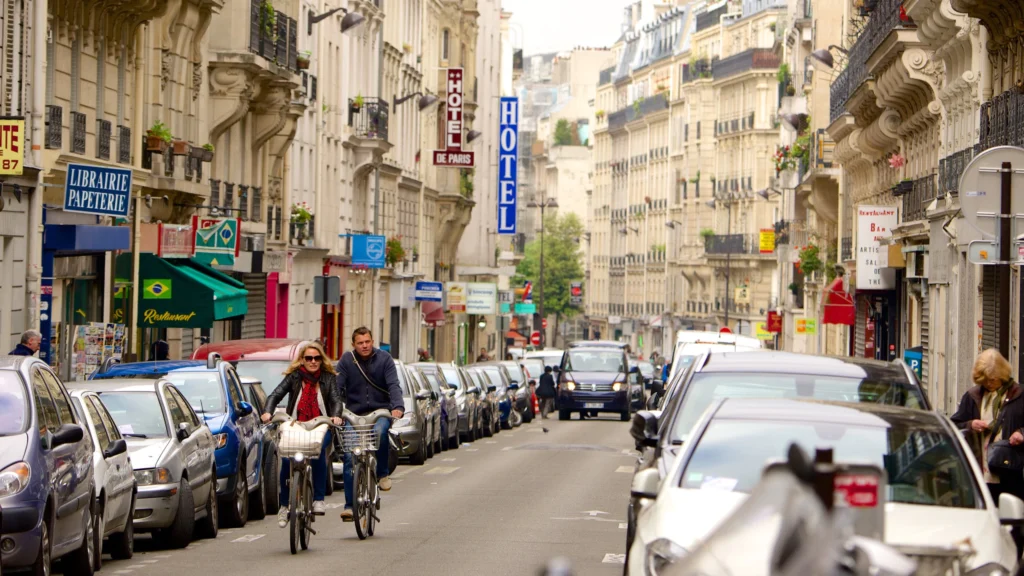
{"left": 987, "top": 402, "right": 1024, "bottom": 474}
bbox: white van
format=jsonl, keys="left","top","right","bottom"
{"left": 667, "top": 329, "right": 763, "bottom": 381}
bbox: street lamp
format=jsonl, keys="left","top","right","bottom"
{"left": 307, "top": 7, "right": 366, "bottom": 35}
{"left": 393, "top": 91, "right": 440, "bottom": 111}
{"left": 810, "top": 45, "right": 848, "bottom": 68}
{"left": 527, "top": 197, "right": 559, "bottom": 346}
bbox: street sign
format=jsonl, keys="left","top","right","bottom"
{"left": 497, "top": 97, "right": 518, "bottom": 234}
{"left": 415, "top": 281, "right": 444, "bottom": 302}
{"left": 530, "top": 331, "right": 541, "bottom": 346}
{"left": 958, "top": 146, "right": 1024, "bottom": 246}
{"left": 541, "top": 318, "right": 548, "bottom": 329}
{"left": 0, "top": 116, "right": 24, "bottom": 175}
{"left": 64, "top": 163, "right": 133, "bottom": 217}
{"left": 313, "top": 275, "right": 341, "bottom": 305}
{"left": 514, "top": 302, "right": 536, "bottom": 314}
{"left": 433, "top": 68, "right": 474, "bottom": 167}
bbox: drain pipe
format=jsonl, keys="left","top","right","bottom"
{"left": 27, "top": 0, "right": 48, "bottom": 335}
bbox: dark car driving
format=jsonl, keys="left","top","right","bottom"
{"left": 556, "top": 345, "right": 641, "bottom": 421}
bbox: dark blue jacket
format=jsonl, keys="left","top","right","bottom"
{"left": 336, "top": 349, "right": 405, "bottom": 415}
{"left": 8, "top": 344, "right": 35, "bottom": 356}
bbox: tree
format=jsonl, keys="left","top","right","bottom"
{"left": 553, "top": 119, "right": 574, "bottom": 146}
{"left": 514, "top": 212, "right": 585, "bottom": 334}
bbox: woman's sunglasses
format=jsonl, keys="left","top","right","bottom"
{"left": 304, "top": 355, "right": 322, "bottom": 362}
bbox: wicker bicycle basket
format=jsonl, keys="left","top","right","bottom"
{"left": 277, "top": 421, "right": 330, "bottom": 459}
{"left": 339, "top": 424, "right": 380, "bottom": 453}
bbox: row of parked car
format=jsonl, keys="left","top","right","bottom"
{"left": 0, "top": 339, "right": 551, "bottom": 575}
{"left": 620, "top": 330, "right": 1024, "bottom": 575}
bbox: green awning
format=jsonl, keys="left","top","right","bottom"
{"left": 115, "top": 254, "right": 248, "bottom": 328}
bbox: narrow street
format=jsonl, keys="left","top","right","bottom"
{"left": 101, "top": 419, "right": 633, "bottom": 576}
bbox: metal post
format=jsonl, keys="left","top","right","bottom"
{"left": 320, "top": 269, "right": 328, "bottom": 345}
{"left": 369, "top": 20, "right": 384, "bottom": 338}
{"left": 724, "top": 202, "right": 731, "bottom": 328}
{"left": 539, "top": 204, "right": 545, "bottom": 347}
{"left": 999, "top": 161, "right": 1012, "bottom": 359}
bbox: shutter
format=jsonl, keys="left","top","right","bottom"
{"left": 982, "top": 265, "right": 1000, "bottom": 351}
{"left": 920, "top": 286, "right": 929, "bottom": 384}
{"left": 241, "top": 274, "right": 266, "bottom": 340}
{"left": 181, "top": 328, "right": 194, "bottom": 359}
{"left": 854, "top": 296, "right": 867, "bottom": 357}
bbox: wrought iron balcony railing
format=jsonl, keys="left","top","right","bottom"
{"left": 45, "top": 105, "right": 62, "bottom": 149}
{"left": 348, "top": 97, "right": 389, "bottom": 141}
{"left": 290, "top": 217, "right": 315, "bottom": 247}
{"left": 841, "top": 236, "right": 853, "bottom": 261}
{"left": 712, "top": 49, "right": 781, "bottom": 81}
{"left": 682, "top": 58, "right": 712, "bottom": 84}
{"left": 902, "top": 174, "right": 937, "bottom": 223}
{"left": 70, "top": 112, "right": 86, "bottom": 154}
{"left": 938, "top": 147, "right": 974, "bottom": 195}
{"left": 117, "top": 125, "right": 131, "bottom": 164}
{"left": 248, "top": 0, "right": 299, "bottom": 71}
{"left": 96, "top": 120, "right": 111, "bottom": 160}
{"left": 978, "top": 88, "right": 1024, "bottom": 152}
{"left": 704, "top": 234, "right": 744, "bottom": 255}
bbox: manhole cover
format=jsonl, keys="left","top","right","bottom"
{"left": 515, "top": 443, "right": 621, "bottom": 453}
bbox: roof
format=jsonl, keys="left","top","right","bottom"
{"left": 67, "top": 379, "right": 164, "bottom": 393}
{"left": 699, "top": 351, "right": 911, "bottom": 382}
{"left": 91, "top": 360, "right": 205, "bottom": 380}
{"left": 0, "top": 356, "right": 39, "bottom": 370}
{"left": 192, "top": 339, "right": 308, "bottom": 362}
{"left": 570, "top": 340, "right": 628, "bottom": 348}
{"left": 714, "top": 398, "right": 940, "bottom": 430}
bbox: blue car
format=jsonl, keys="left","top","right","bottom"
{"left": 472, "top": 363, "right": 515, "bottom": 429}
{"left": 555, "top": 345, "right": 642, "bottom": 421}
{"left": 92, "top": 355, "right": 263, "bottom": 527}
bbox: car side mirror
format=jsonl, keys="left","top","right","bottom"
{"left": 237, "top": 401, "right": 254, "bottom": 417}
{"left": 999, "top": 493, "right": 1024, "bottom": 525}
{"left": 415, "top": 390, "right": 431, "bottom": 400}
{"left": 51, "top": 423, "right": 84, "bottom": 448}
{"left": 468, "top": 386, "right": 481, "bottom": 395}
{"left": 630, "top": 410, "right": 660, "bottom": 448}
{"left": 176, "top": 421, "right": 189, "bottom": 441}
{"left": 487, "top": 385, "right": 497, "bottom": 393}
{"left": 104, "top": 438, "right": 128, "bottom": 458}
{"left": 631, "top": 468, "right": 661, "bottom": 500}
{"left": 649, "top": 380, "right": 665, "bottom": 396}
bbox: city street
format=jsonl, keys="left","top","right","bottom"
{"left": 105, "top": 419, "right": 633, "bottom": 576}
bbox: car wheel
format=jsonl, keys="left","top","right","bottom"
{"left": 31, "top": 514, "right": 51, "bottom": 576}
{"left": 158, "top": 479, "right": 194, "bottom": 549}
{"left": 558, "top": 409, "right": 570, "bottom": 421}
{"left": 411, "top": 436, "right": 428, "bottom": 465}
{"left": 222, "top": 456, "right": 249, "bottom": 528}
{"left": 263, "top": 452, "right": 281, "bottom": 515}
{"left": 92, "top": 504, "right": 103, "bottom": 572}
{"left": 523, "top": 405, "right": 534, "bottom": 424}
{"left": 61, "top": 505, "right": 95, "bottom": 576}
{"left": 621, "top": 410, "right": 631, "bottom": 422}
{"left": 389, "top": 446, "right": 400, "bottom": 474}
{"left": 195, "top": 477, "right": 219, "bottom": 539}
{"left": 107, "top": 496, "right": 135, "bottom": 560}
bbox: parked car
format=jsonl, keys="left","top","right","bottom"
{"left": 470, "top": 363, "right": 515, "bottom": 429}
{"left": 666, "top": 329, "right": 763, "bottom": 382}
{"left": 0, "top": 356, "right": 96, "bottom": 576}
{"left": 627, "top": 398, "right": 1018, "bottom": 575}
{"left": 68, "top": 389, "right": 136, "bottom": 569}
{"left": 499, "top": 360, "right": 532, "bottom": 424}
{"left": 390, "top": 361, "right": 435, "bottom": 465}
{"left": 466, "top": 367, "right": 499, "bottom": 437}
{"left": 555, "top": 345, "right": 640, "bottom": 421}
{"left": 238, "top": 376, "right": 280, "bottom": 513}
{"left": 79, "top": 378, "right": 218, "bottom": 548}
{"left": 192, "top": 338, "right": 308, "bottom": 395}
{"left": 523, "top": 349, "right": 565, "bottom": 371}
{"left": 437, "top": 364, "right": 483, "bottom": 442}
{"left": 94, "top": 357, "right": 263, "bottom": 527}
{"left": 408, "top": 363, "right": 460, "bottom": 452}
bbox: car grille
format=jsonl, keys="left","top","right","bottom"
{"left": 574, "top": 383, "right": 614, "bottom": 392}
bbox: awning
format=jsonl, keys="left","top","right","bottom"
{"left": 823, "top": 277, "right": 855, "bottom": 326}
{"left": 422, "top": 301, "right": 445, "bottom": 327}
{"left": 505, "top": 330, "right": 527, "bottom": 345}
{"left": 44, "top": 224, "right": 130, "bottom": 252}
{"left": 115, "top": 253, "right": 248, "bottom": 328}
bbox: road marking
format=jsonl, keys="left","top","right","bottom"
{"left": 464, "top": 448, "right": 479, "bottom": 452}
{"left": 616, "top": 465, "right": 634, "bottom": 473}
{"left": 582, "top": 510, "right": 609, "bottom": 516}
{"left": 140, "top": 560, "right": 160, "bottom": 564}
{"left": 603, "top": 553, "right": 626, "bottom": 564}
{"left": 231, "top": 534, "right": 266, "bottom": 543}
{"left": 550, "top": 516, "right": 622, "bottom": 523}
{"left": 442, "top": 458, "right": 457, "bottom": 462}
{"left": 114, "top": 571, "right": 135, "bottom": 574}
{"left": 485, "top": 441, "right": 497, "bottom": 444}
{"left": 621, "top": 449, "right": 635, "bottom": 456}
{"left": 424, "top": 466, "right": 460, "bottom": 475}
{"left": 619, "top": 523, "right": 628, "bottom": 529}
{"left": 326, "top": 502, "right": 345, "bottom": 509}
{"left": 153, "top": 554, "right": 172, "bottom": 558}
{"left": 502, "top": 446, "right": 514, "bottom": 451}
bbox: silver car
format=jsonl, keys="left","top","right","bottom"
{"left": 438, "top": 364, "right": 483, "bottom": 442}
{"left": 73, "top": 379, "right": 218, "bottom": 548}
{"left": 390, "top": 361, "right": 436, "bottom": 465}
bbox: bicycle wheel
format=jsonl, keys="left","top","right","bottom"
{"left": 353, "top": 461, "right": 369, "bottom": 540}
{"left": 289, "top": 466, "right": 301, "bottom": 555}
{"left": 366, "top": 464, "right": 377, "bottom": 537}
{"left": 300, "top": 469, "right": 313, "bottom": 550}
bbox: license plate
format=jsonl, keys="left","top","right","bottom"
{"left": 584, "top": 403, "right": 603, "bottom": 409}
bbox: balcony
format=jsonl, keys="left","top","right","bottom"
{"left": 599, "top": 66, "right": 614, "bottom": 86}
{"left": 682, "top": 59, "right": 712, "bottom": 84}
{"left": 901, "top": 174, "right": 937, "bottom": 223}
{"left": 247, "top": 0, "right": 299, "bottom": 71}
{"left": 712, "top": 49, "right": 781, "bottom": 82}
{"left": 45, "top": 105, "right": 62, "bottom": 149}
{"left": 348, "top": 98, "right": 389, "bottom": 141}
{"left": 289, "top": 217, "right": 316, "bottom": 247}
{"left": 978, "top": 89, "right": 1024, "bottom": 152}
{"left": 704, "top": 234, "right": 744, "bottom": 255}
{"left": 696, "top": 3, "right": 728, "bottom": 32}
{"left": 117, "top": 126, "right": 131, "bottom": 164}
{"left": 938, "top": 147, "right": 974, "bottom": 195}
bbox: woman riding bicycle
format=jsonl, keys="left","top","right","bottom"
{"left": 261, "top": 341, "right": 344, "bottom": 527}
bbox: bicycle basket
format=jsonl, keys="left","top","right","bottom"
{"left": 340, "top": 425, "right": 380, "bottom": 453}
{"left": 277, "top": 422, "right": 329, "bottom": 459}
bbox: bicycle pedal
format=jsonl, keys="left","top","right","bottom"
{"left": 313, "top": 510, "right": 326, "bottom": 516}
{"left": 308, "top": 527, "right": 318, "bottom": 536}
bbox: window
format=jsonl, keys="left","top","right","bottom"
{"left": 163, "top": 387, "right": 191, "bottom": 432}
{"left": 0, "top": 372, "right": 29, "bottom": 435}
{"left": 226, "top": 369, "right": 245, "bottom": 409}
{"left": 92, "top": 396, "right": 123, "bottom": 442}
{"left": 85, "top": 396, "right": 112, "bottom": 450}
{"left": 40, "top": 369, "right": 75, "bottom": 425}
{"left": 441, "top": 29, "right": 450, "bottom": 62}
{"left": 169, "top": 387, "right": 202, "bottom": 428}
{"left": 31, "top": 369, "right": 59, "bottom": 434}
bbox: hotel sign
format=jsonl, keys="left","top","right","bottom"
{"left": 433, "top": 68, "right": 475, "bottom": 167}
{"left": 497, "top": 97, "right": 518, "bottom": 235}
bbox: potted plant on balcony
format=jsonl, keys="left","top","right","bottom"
{"left": 788, "top": 282, "right": 800, "bottom": 295}
{"left": 352, "top": 94, "right": 364, "bottom": 112}
{"left": 894, "top": 178, "right": 913, "bottom": 196}
{"left": 260, "top": 0, "right": 276, "bottom": 40}
{"left": 201, "top": 143, "right": 215, "bottom": 162}
{"left": 171, "top": 136, "right": 189, "bottom": 156}
{"left": 595, "top": 109, "right": 605, "bottom": 119}
{"left": 189, "top": 143, "right": 205, "bottom": 160}
{"left": 297, "top": 50, "right": 311, "bottom": 70}
{"left": 786, "top": 84, "right": 797, "bottom": 97}
{"left": 290, "top": 201, "right": 312, "bottom": 224}
{"left": 700, "top": 228, "right": 715, "bottom": 240}
{"left": 146, "top": 121, "right": 171, "bottom": 152}
{"left": 385, "top": 237, "right": 405, "bottom": 267}
{"left": 797, "top": 244, "right": 823, "bottom": 279}
{"left": 402, "top": 43, "right": 413, "bottom": 54}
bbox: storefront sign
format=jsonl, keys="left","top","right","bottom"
{"left": 351, "top": 234, "right": 386, "bottom": 268}
{"left": 158, "top": 223, "right": 193, "bottom": 258}
{"left": 755, "top": 322, "right": 772, "bottom": 340}
{"left": 192, "top": 216, "right": 240, "bottom": 268}
{"left": 0, "top": 117, "right": 24, "bottom": 175}
{"left": 795, "top": 317, "right": 817, "bottom": 335}
{"left": 767, "top": 310, "right": 782, "bottom": 333}
{"left": 433, "top": 68, "right": 475, "bottom": 167}
{"left": 497, "top": 97, "right": 518, "bottom": 234}
{"left": 64, "top": 163, "right": 133, "bottom": 217}
{"left": 447, "top": 282, "right": 467, "bottom": 312}
{"left": 415, "top": 281, "right": 444, "bottom": 302}
{"left": 734, "top": 285, "right": 751, "bottom": 304}
{"left": 515, "top": 302, "right": 536, "bottom": 315}
{"left": 856, "top": 206, "right": 898, "bottom": 290}
{"left": 759, "top": 229, "right": 775, "bottom": 254}
{"left": 466, "top": 282, "right": 497, "bottom": 314}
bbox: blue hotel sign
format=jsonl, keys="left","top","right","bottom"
{"left": 64, "top": 163, "right": 133, "bottom": 217}
{"left": 350, "top": 234, "right": 386, "bottom": 268}
{"left": 497, "top": 97, "right": 518, "bottom": 235}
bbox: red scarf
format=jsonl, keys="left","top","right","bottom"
{"left": 296, "top": 367, "right": 322, "bottom": 422}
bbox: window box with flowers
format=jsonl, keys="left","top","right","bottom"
{"left": 797, "top": 244, "right": 823, "bottom": 281}
{"left": 385, "top": 237, "right": 406, "bottom": 267}
{"left": 297, "top": 50, "right": 311, "bottom": 70}
{"left": 290, "top": 201, "right": 313, "bottom": 223}
{"left": 146, "top": 121, "right": 172, "bottom": 152}
{"left": 773, "top": 145, "right": 797, "bottom": 174}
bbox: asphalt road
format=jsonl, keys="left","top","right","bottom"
{"left": 83, "top": 416, "right": 636, "bottom": 576}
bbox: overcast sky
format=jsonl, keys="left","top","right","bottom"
{"left": 503, "top": 0, "right": 654, "bottom": 56}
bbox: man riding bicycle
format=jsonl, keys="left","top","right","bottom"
{"left": 261, "top": 341, "right": 344, "bottom": 526}
{"left": 336, "top": 327, "right": 404, "bottom": 521}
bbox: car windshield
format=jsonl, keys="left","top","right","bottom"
{"left": 234, "top": 361, "right": 291, "bottom": 391}
{"left": 164, "top": 372, "right": 227, "bottom": 414}
{"left": 521, "top": 359, "right": 545, "bottom": 380}
{"left": 528, "top": 353, "right": 564, "bottom": 369}
{"left": 669, "top": 373, "right": 928, "bottom": 443}
{"left": 98, "top": 392, "right": 169, "bottom": 438}
{"left": 680, "top": 415, "right": 980, "bottom": 509}
{"left": 481, "top": 368, "right": 506, "bottom": 392}
{"left": 565, "top": 350, "right": 624, "bottom": 373}
{"left": 439, "top": 367, "right": 465, "bottom": 392}
{"left": 0, "top": 372, "right": 28, "bottom": 435}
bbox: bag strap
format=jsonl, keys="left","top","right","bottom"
{"left": 346, "top": 351, "right": 391, "bottom": 396}
{"left": 990, "top": 394, "right": 1012, "bottom": 442}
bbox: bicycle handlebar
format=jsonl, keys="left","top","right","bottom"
{"left": 342, "top": 408, "right": 394, "bottom": 427}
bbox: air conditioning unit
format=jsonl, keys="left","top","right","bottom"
{"left": 906, "top": 250, "right": 928, "bottom": 279}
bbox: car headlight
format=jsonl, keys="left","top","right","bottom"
{"left": 212, "top": 433, "right": 229, "bottom": 449}
{"left": 965, "top": 563, "right": 1011, "bottom": 576}
{"left": 612, "top": 382, "right": 622, "bottom": 392}
{"left": 645, "top": 538, "right": 688, "bottom": 575}
{"left": 134, "top": 467, "right": 172, "bottom": 486}
{"left": 394, "top": 417, "right": 412, "bottom": 428}
{"left": 567, "top": 382, "right": 576, "bottom": 391}
{"left": 0, "top": 462, "right": 31, "bottom": 498}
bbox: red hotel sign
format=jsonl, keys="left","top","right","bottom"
{"left": 433, "top": 68, "right": 475, "bottom": 168}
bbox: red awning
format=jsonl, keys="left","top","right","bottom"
{"left": 823, "top": 278, "right": 855, "bottom": 325}
{"left": 422, "top": 301, "right": 445, "bottom": 327}
{"left": 505, "top": 330, "right": 527, "bottom": 345}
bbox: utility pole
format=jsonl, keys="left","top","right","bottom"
{"left": 369, "top": 19, "right": 384, "bottom": 339}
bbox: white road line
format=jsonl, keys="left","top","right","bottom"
{"left": 140, "top": 560, "right": 160, "bottom": 564}
{"left": 442, "top": 458, "right": 457, "bottom": 462}
{"left": 153, "top": 554, "right": 172, "bottom": 558}
{"left": 464, "top": 449, "right": 479, "bottom": 452}
{"left": 326, "top": 502, "right": 345, "bottom": 509}
{"left": 231, "top": 534, "right": 266, "bottom": 543}
{"left": 619, "top": 523, "right": 628, "bottom": 529}
{"left": 391, "top": 468, "right": 416, "bottom": 479}
{"left": 502, "top": 446, "right": 514, "bottom": 451}
{"left": 615, "top": 465, "right": 634, "bottom": 473}
{"left": 424, "top": 466, "right": 460, "bottom": 475}
{"left": 114, "top": 571, "right": 135, "bottom": 574}
{"left": 485, "top": 441, "right": 497, "bottom": 444}
{"left": 603, "top": 553, "right": 626, "bottom": 564}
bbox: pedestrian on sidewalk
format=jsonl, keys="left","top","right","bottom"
{"left": 537, "top": 365, "right": 557, "bottom": 419}
{"left": 476, "top": 347, "right": 491, "bottom": 362}
{"left": 8, "top": 330, "right": 40, "bottom": 356}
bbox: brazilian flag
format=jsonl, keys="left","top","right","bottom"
{"left": 143, "top": 279, "right": 172, "bottom": 300}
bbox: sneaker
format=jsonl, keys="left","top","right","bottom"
{"left": 277, "top": 509, "right": 288, "bottom": 528}
{"left": 312, "top": 501, "right": 327, "bottom": 515}
{"left": 340, "top": 508, "right": 354, "bottom": 522}
{"left": 379, "top": 476, "right": 392, "bottom": 492}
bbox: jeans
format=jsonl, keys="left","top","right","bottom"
{"left": 280, "top": 430, "right": 331, "bottom": 507}
{"left": 343, "top": 418, "right": 391, "bottom": 509}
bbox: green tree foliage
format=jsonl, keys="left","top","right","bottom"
{"left": 513, "top": 212, "right": 585, "bottom": 319}
{"left": 553, "top": 119, "right": 574, "bottom": 146}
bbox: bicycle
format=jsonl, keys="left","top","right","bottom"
{"left": 339, "top": 408, "right": 398, "bottom": 540}
{"left": 265, "top": 413, "right": 336, "bottom": 554}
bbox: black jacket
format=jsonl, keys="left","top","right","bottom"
{"left": 8, "top": 344, "right": 34, "bottom": 356}
{"left": 537, "top": 373, "right": 557, "bottom": 398}
{"left": 336, "top": 349, "right": 405, "bottom": 415}
{"left": 264, "top": 370, "right": 344, "bottom": 419}
{"left": 951, "top": 382, "right": 1024, "bottom": 442}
